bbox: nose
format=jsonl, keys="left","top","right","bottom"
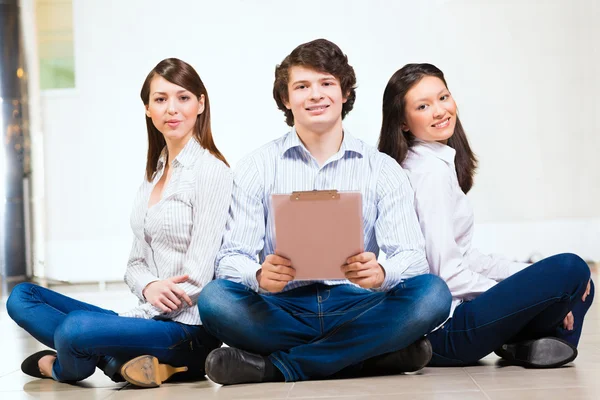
{"left": 309, "top": 85, "right": 323, "bottom": 100}
{"left": 167, "top": 98, "right": 177, "bottom": 115}
{"left": 432, "top": 102, "right": 445, "bottom": 119}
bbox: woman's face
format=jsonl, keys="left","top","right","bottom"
{"left": 402, "top": 76, "right": 457, "bottom": 143}
{"left": 145, "top": 76, "right": 204, "bottom": 144}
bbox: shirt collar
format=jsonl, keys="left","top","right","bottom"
{"left": 157, "top": 137, "right": 204, "bottom": 170}
{"left": 412, "top": 138, "right": 456, "bottom": 165}
{"left": 281, "top": 127, "right": 364, "bottom": 159}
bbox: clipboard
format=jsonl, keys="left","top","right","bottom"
{"left": 271, "top": 190, "right": 364, "bottom": 280}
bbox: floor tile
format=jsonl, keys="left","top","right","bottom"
{"left": 112, "top": 380, "right": 292, "bottom": 399}
{"left": 485, "top": 387, "right": 597, "bottom": 400}
{"left": 287, "top": 373, "right": 480, "bottom": 398}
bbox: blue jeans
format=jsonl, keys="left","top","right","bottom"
{"left": 6, "top": 283, "right": 221, "bottom": 382}
{"left": 428, "top": 253, "right": 594, "bottom": 366}
{"left": 198, "top": 274, "right": 451, "bottom": 381}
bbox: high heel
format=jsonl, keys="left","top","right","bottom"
{"left": 120, "top": 355, "right": 188, "bottom": 388}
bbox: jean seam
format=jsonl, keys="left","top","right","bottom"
{"left": 317, "top": 292, "right": 325, "bottom": 335}
{"left": 30, "top": 286, "right": 70, "bottom": 318}
{"left": 431, "top": 351, "right": 465, "bottom": 365}
{"left": 319, "top": 290, "right": 331, "bottom": 303}
{"left": 269, "top": 353, "right": 293, "bottom": 382}
{"left": 447, "top": 295, "right": 565, "bottom": 333}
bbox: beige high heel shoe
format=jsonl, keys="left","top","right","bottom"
{"left": 120, "top": 355, "right": 188, "bottom": 388}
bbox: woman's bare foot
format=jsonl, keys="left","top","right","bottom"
{"left": 38, "top": 355, "right": 56, "bottom": 378}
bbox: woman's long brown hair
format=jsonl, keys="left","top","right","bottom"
{"left": 378, "top": 63, "right": 477, "bottom": 193}
{"left": 140, "top": 58, "right": 228, "bottom": 181}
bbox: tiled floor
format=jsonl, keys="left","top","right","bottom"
{"left": 0, "top": 268, "right": 598, "bottom": 400}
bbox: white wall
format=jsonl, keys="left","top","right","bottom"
{"left": 39, "top": 0, "right": 600, "bottom": 282}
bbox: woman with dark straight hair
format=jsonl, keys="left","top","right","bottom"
{"left": 7, "top": 58, "right": 232, "bottom": 387}
{"left": 378, "top": 63, "right": 594, "bottom": 368}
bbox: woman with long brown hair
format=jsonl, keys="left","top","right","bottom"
{"left": 378, "top": 63, "right": 593, "bottom": 368}
{"left": 7, "top": 58, "right": 231, "bottom": 387}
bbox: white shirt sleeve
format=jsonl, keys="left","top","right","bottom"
{"left": 465, "top": 248, "right": 530, "bottom": 281}
{"left": 123, "top": 237, "right": 159, "bottom": 301}
{"left": 412, "top": 164, "right": 497, "bottom": 300}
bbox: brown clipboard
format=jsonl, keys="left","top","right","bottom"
{"left": 271, "top": 190, "right": 364, "bottom": 280}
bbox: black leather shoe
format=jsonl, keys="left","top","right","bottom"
{"left": 205, "top": 347, "right": 270, "bottom": 385}
{"left": 21, "top": 350, "right": 57, "bottom": 379}
{"left": 362, "top": 337, "right": 432, "bottom": 375}
{"left": 494, "top": 337, "right": 577, "bottom": 368}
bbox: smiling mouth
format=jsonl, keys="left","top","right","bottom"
{"left": 432, "top": 117, "right": 451, "bottom": 128}
{"left": 305, "top": 105, "right": 330, "bottom": 111}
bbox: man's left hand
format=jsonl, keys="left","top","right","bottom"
{"left": 341, "top": 252, "right": 385, "bottom": 289}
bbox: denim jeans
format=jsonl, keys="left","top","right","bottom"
{"left": 427, "top": 253, "right": 594, "bottom": 366}
{"left": 6, "top": 283, "right": 221, "bottom": 382}
{"left": 198, "top": 274, "right": 451, "bottom": 381}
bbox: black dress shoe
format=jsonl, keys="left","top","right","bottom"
{"left": 362, "top": 337, "right": 432, "bottom": 375}
{"left": 21, "top": 350, "right": 57, "bottom": 379}
{"left": 494, "top": 337, "right": 577, "bottom": 368}
{"left": 205, "top": 347, "right": 272, "bottom": 385}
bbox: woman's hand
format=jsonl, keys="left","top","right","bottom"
{"left": 142, "top": 275, "right": 193, "bottom": 312}
{"left": 582, "top": 279, "right": 591, "bottom": 302}
{"left": 562, "top": 311, "right": 574, "bottom": 331}
{"left": 342, "top": 252, "right": 385, "bottom": 289}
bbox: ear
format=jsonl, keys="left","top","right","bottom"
{"left": 197, "top": 94, "right": 205, "bottom": 115}
{"left": 145, "top": 105, "right": 151, "bottom": 118}
{"left": 401, "top": 122, "right": 410, "bottom": 132}
{"left": 342, "top": 90, "right": 350, "bottom": 104}
{"left": 283, "top": 95, "right": 291, "bottom": 110}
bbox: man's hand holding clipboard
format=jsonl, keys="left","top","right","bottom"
{"left": 342, "top": 252, "right": 386, "bottom": 289}
{"left": 263, "top": 190, "right": 385, "bottom": 293}
{"left": 256, "top": 254, "right": 296, "bottom": 293}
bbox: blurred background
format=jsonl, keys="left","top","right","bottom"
{"left": 1, "top": 0, "right": 598, "bottom": 288}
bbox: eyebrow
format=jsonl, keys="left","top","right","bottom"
{"left": 151, "top": 90, "right": 189, "bottom": 96}
{"left": 413, "top": 88, "right": 448, "bottom": 104}
{"left": 290, "top": 76, "right": 337, "bottom": 86}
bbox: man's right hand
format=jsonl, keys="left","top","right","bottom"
{"left": 257, "top": 254, "right": 295, "bottom": 293}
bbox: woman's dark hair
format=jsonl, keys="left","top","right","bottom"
{"left": 273, "top": 38, "right": 357, "bottom": 126}
{"left": 140, "top": 58, "right": 228, "bottom": 181}
{"left": 378, "top": 63, "right": 477, "bottom": 193}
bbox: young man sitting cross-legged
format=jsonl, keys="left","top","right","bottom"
{"left": 198, "top": 38, "right": 451, "bottom": 384}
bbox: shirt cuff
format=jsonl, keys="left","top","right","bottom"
{"left": 376, "top": 260, "right": 404, "bottom": 292}
{"left": 507, "top": 262, "right": 531, "bottom": 277}
{"left": 242, "top": 265, "right": 262, "bottom": 292}
{"left": 134, "top": 272, "right": 159, "bottom": 300}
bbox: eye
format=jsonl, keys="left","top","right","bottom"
{"left": 417, "top": 104, "right": 428, "bottom": 111}
{"left": 180, "top": 95, "right": 190, "bottom": 101}
{"left": 295, "top": 84, "right": 306, "bottom": 90}
{"left": 440, "top": 94, "right": 450, "bottom": 101}
{"left": 154, "top": 97, "right": 166, "bottom": 103}
{"left": 323, "top": 81, "right": 332, "bottom": 86}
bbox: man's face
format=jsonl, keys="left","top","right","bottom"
{"left": 284, "top": 66, "right": 347, "bottom": 134}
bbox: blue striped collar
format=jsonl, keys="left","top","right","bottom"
{"left": 281, "top": 127, "right": 364, "bottom": 159}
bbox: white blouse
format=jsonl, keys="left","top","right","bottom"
{"left": 403, "top": 140, "right": 529, "bottom": 319}
{"left": 120, "top": 138, "right": 233, "bottom": 325}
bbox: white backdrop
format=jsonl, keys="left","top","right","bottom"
{"left": 37, "top": 0, "right": 599, "bottom": 281}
